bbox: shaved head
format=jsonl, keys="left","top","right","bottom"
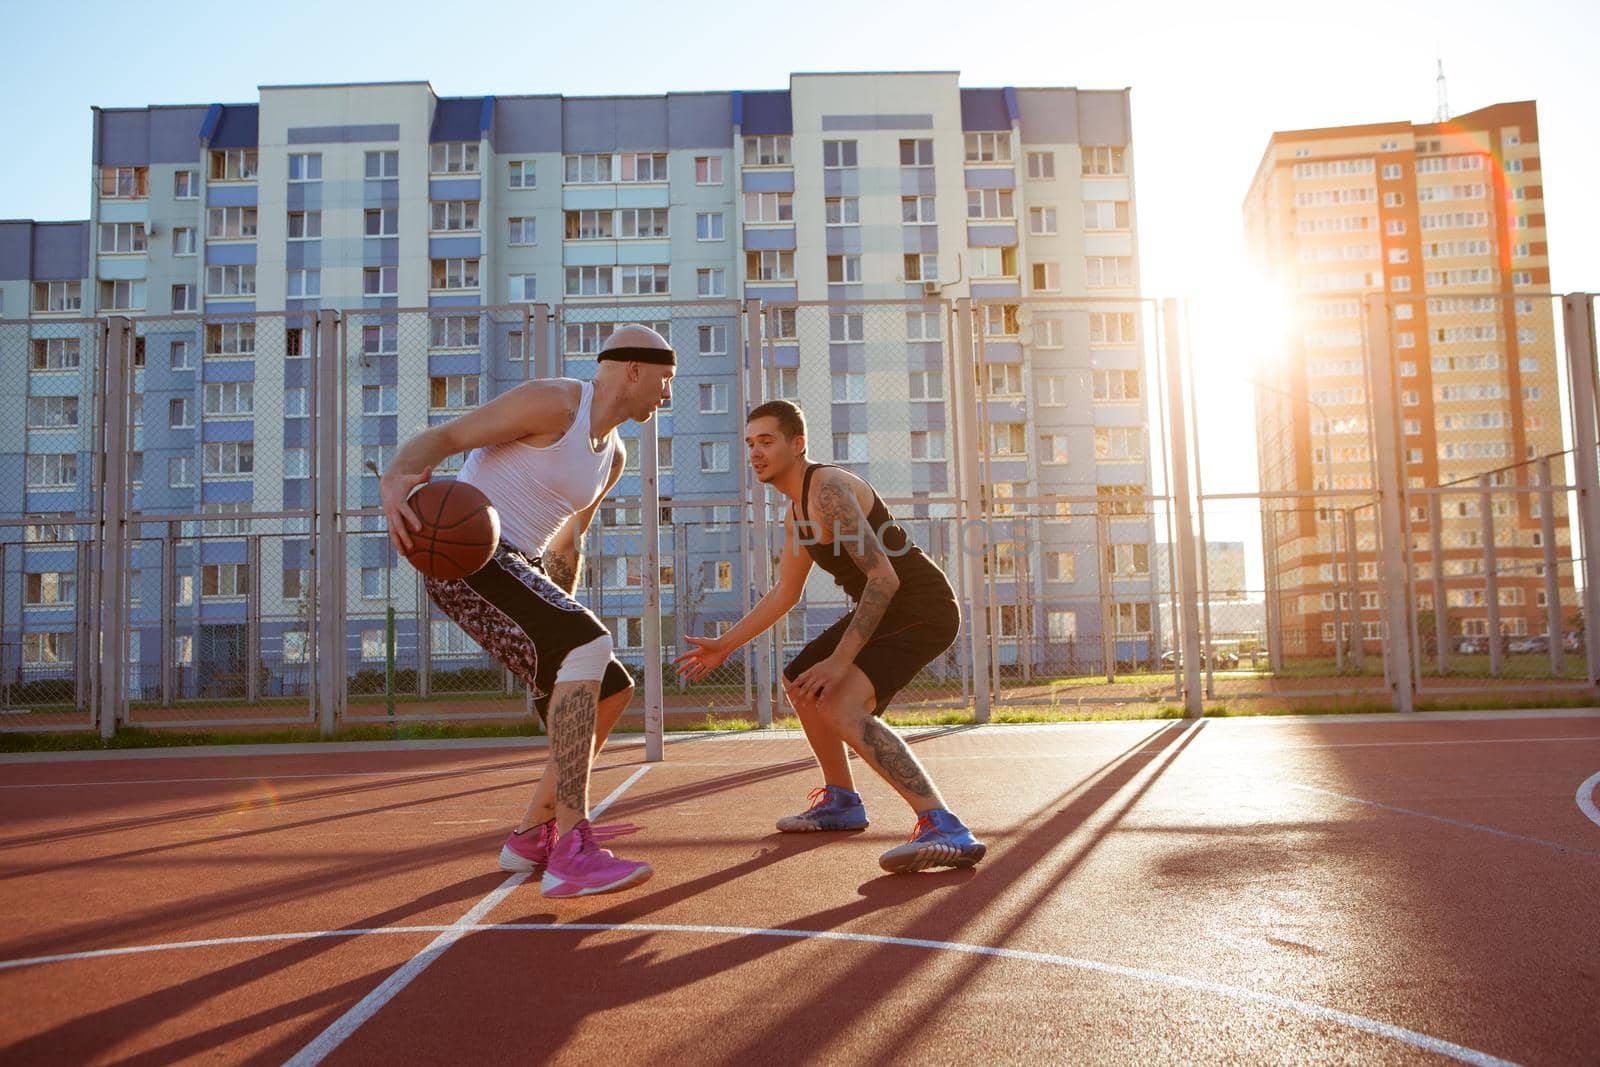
{"left": 600, "top": 324, "right": 674, "bottom": 363}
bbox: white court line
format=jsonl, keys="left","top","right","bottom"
{"left": 282, "top": 764, "right": 651, "bottom": 1067}
{"left": 1577, "top": 771, "right": 1600, "bottom": 829}
{"left": 1290, "top": 783, "right": 1600, "bottom": 860}
{"left": 0, "top": 920, "right": 1514, "bottom": 1066}
{"left": 0, "top": 769, "right": 534, "bottom": 790}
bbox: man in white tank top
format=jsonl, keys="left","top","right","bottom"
{"left": 380, "top": 325, "right": 674, "bottom": 897}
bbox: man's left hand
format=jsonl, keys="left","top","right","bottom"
{"left": 792, "top": 655, "right": 853, "bottom": 703}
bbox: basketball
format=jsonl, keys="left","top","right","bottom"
{"left": 402, "top": 479, "right": 500, "bottom": 580}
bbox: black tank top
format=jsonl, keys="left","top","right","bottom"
{"left": 793, "top": 463, "right": 953, "bottom": 605}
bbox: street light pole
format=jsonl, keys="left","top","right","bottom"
{"left": 366, "top": 460, "right": 395, "bottom": 720}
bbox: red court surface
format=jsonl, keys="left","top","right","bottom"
{"left": 2, "top": 711, "right": 1598, "bottom": 1065}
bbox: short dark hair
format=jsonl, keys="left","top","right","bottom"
{"left": 747, "top": 400, "right": 806, "bottom": 440}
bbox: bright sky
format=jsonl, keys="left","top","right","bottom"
{"left": 4, "top": 0, "right": 1595, "bottom": 585}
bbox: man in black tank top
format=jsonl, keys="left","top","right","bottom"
{"left": 676, "top": 401, "right": 985, "bottom": 874}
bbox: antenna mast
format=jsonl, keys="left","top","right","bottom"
{"left": 1434, "top": 58, "right": 1451, "bottom": 123}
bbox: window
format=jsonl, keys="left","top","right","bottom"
{"left": 508, "top": 274, "right": 537, "bottom": 303}
{"left": 1028, "top": 206, "right": 1058, "bottom": 235}
{"left": 1036, "top": 319, "right": 1065, "bottom": 348}
{"left": 99, "top": 165, "right": 149, "bottom": 198}
{"left": 210, "top": 149, "right": 258, "bottom": 181}
{"left": 695, "top": 156, "right": 724, "bottom": 185}
{"left": 203, "top": 381, "right": 253, "bottom": 416}
{"left": 902, "top": 195, "right": 936, "bottom": 224}
{"left": 206, "top": 265, "right": 256, "bottom": 297}
{"left": 1027, "top": 152, "right": 1055, "bottom": 179}
{"left": 690, "top": 267, "right": 725, "bottom": 298}
{"left": 830, "top": 313, "right": 864, "bottom": 342}
{"left": 1093, "top": 369, "right": 1140, "bottom": 400}
{"left": 909, "top": 370, "right": 942, "bottom": 400}
{"left": 430, "top": 315, "right": 480, "bottom": 350}
{"left": 989, "top": 423, "right": 1026, "bottom": 456}
{"left": 363, "top": 208, "right": 397, "bottom": 237}
{"left": 363, "top": 266, "right": 398, "bottom": 296}
{"left": 31, "top": 337, "right": 82, "bottom": 370}
{"left": 1031, "top": 262, "right": 1061, "bottom": 292}
{"left": 823, "top": 140, "right": 858, "bottom": 169}
{"left": 174, "top": 170, "right": 199, "bottom": 198}
{"left": 1383, "top": 191, "right": 1405, "bottom": 208}
{"left": 26, "top": 396, "right": 79, "bottom": 429}
{"left": 564, "top": 153, "right": 614, "bottom": 184}
{"left": 202, "top": 563, "right": 250, "bottom": 598}
{"left": 767, "top": 307, "right": 798, "bottom": 340}
{"left": 824, "top": 197, "right": 860, "bottom": 226}
{"left": 366, "top": 150, "right": 399, "bottom": 179}
{"left": 967, "top": 188, "right": 1015, "bottom": 220}
{"left": 697, "top": 324, "right": 729, "bottom": 356}
{"left": 206, "top": 322, "right": 255, "bottom": 356}
{"left": 1085, "top": 256, "right": 1134, "bottom": 287}
{"left": 619, "top": 152, "right": 668, "bottom": 182}
{"left": 699, "top": 383, "right": 729, "bottom": 414}
{"left": 901, "top": 253, "right": 937, "bottom": 282}
{"left": 971, "top": 246, "right": 1018, "bottom": 278}
{"left": 168, "top": 455, "right": 193, "bottom": 488}
{"left": 32, "top": 281, "right": 82, "bottom": 312}
{"left": 775, "top": 367, "right": 799, "bottom": 399}
{"left": 23, "top": 633, "right": 74, "bottom": 665}
{"left": 1083, "top": 201, "right": 1132, "bottom": 230}
{"left": 911, "top": 431, "right": 945, "bottom": 460}
{"left": 1387, "top": 219, "right": 1407, "bottom": 235}
{"left": 362, "top": 444, "right": 395, "bottom": 475}
{"left": 1114, "top": 602, "right": 1152, "bottom": 635}
{"left": 504, "top": 216, "right": 536, "bottom": 245}
{"left": 286, "top": 270, "right": 320, "bottom": 298}
{"left": 566, "top": 210, "right": 614, "bottom": 239}
{"left": 981, "top": 304, "right": 1020, "bottom": 336}
{"left": 699, "top": 441, "right": 731, "bottom": 472}
{"left": 203, "top": 441, "right": 254, "bottom": 476}
{"left": 964, "top": 132, "right": 1010, "bottom": 163}
{"left": 171, "top": 284, "right": 196, "bottom": 311}
{"left": 827, "top": 254, "right": 863, "bottom": 283}
{"left": 98, "top": 222, "right": 147, "bottom": 254}
{"left": 987, "top": 364, "right": 1023, "bottom": 396}
{"left": 101, "top": 280, "right": 146, "bottom": 310}
{"left": 906, "top": 310, "right": 941, "bottom": 341}
{"left": 899, "top": 139, "right": 935, "bottom": 167}
{"left": 1082, "top": 146, "right": 1127, "bottom": 176}
{"left": 172, "top": 226, "right": 196, "bottom": 256}
{"left": 26, "top": 454, "right": 76, "bottom": 487}
{"left": 1094, "top": 426, "right": 1144, "bottom": 459}
{"left": 431, "top": 258, "right": 480, "bottom": 290}
{"left": 285, "top": 387, "right": 308, "bottom": 416}
{"left": 287, "top": 153, "right": 322, "bottom": 182}
{"left": 832, "top": 432, "right": 868, "bottom": 462}
{"left": 617, "top": 264, "right": 669, "bottom": 295}
{"left": 429, "top": 375, "right": 481, "bottom": 410}
{"left": 617, "top": 208, "right": 669, "bottom": 238}
{"left": 743, "top": 192, "right": 794, "bottom": 223}
{"left": 507, "top": 159, "right": 536, "bottom": 188}
{"left": 832, "top": 373, "right": 865, "bottom": 403}
{"left": 362, "top": 384, "right": 396, "bottom": 415}
{"left": 431, "top": 142, "right": 479, "bottom": 174}
{"left": 1106, "top": 543, "right": 1151, "bottom": 578}
{"left": 430, "top": 200, "right": 480, "bottom": 231}
{"left": 1039, "top": 434, "right": 1069, "bottom": 464}
{"left": 207, "top": 206, "right": 258, "bottom": 239}
{"left": 744, "top": 136, "right": 792, "bottom": 166}
{"left": 696, "top": 212, "right": 725, "bottom": 241}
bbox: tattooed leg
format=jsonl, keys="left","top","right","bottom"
{"left": 818, "top": 668, "right": 947, "bottom": 812}
{"left": 519, "top": 683, "right": 632, "bottom": 830}
{"left": 545, "top": 680, "right": 601, "bottom": 832}
{"left": 783, "top": 676, "right": 856, "bottom": 791}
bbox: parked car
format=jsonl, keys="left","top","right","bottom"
{"left": 1507, "top": 635, "right": 1549, "bottom": 654}
{"left": 1564, "top": 631, "right": 1584, "bottom": 652}
{"left": 1160, "top": 647, "right": 1241, "bottom": 669}
{"left": 1456, "top": 637, "right": 1488, "bottom": 655}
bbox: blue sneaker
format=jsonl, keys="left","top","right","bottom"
{"left": 878, "top": 809, "right": 986, "bottom": 873}
{"left": 776, "top": 785, "right": 869, "bottom": 832}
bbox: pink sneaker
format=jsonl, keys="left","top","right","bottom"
{"left": 540, "top": 819, "right": 653, "bottom": 897}
{"left": 498, "top": 819, "right": 557, "bottom": 874}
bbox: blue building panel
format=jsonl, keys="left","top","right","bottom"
{"left": 740, "top": 170, "right": 794, "bottom": 194}
{"left": 286, "top": 241, "right": 321, "bottom": 270}
{"left": 905, "top": 342, "right": 944, "bottom": 371}
{"left": 199, "top": 539, "right": 248, "bottom": 564}
{"left": 828, "top": 345, "right": 865, "bottom": 373}
{"left": 286, "top": 182, "right": 322, "bottom": 212}
{"left": 831, "top": 404, "right": 869, "bottom": 432}
{"left": 205, "top": 242, "right": 257, "bottom": 266}
{"left": 428, "top": 353, "right": 481, "bottom": 376}
{"left": 202, "top": 360, "right": 254, "bottom": 384}
{"left": 964, "top": 167, "right": 1015, "bottom": 190}
{"left": 207, "top": 185, "right": 257, "bottom": 208}
{"left": 823, "top": 170, "right": 861, "bottom": 198}
{"left": 747, "top": 284, "right": 796, "bottom": 303}
{"left": 960, "top": 88, "right": 1012, "bottom": 131}
{"left": 283, "top": 420, "right": 309, "bottom": 449}
{"left": 667, "top": 94, "right": 735, "bottom": 148}
{"left": 210, "top": 105, "right": 259, "bottom": 149}
{"left": 427, "top": 236, "right": 480, "bottom": 260}
{"left": 492, "top": 96, "right": 563, "bottom": 154}
{"left": 428, "top": 294, "right": 481, "bottom": 309}
{"left": 898, "top": 168, "right": 936, "bottom": 196}
{"left": 288, "top": 124, "right": 400, "bottom": 145}
{"left": 980, "top": 340, "right": 1024, "bottom": 363}
{"left": 428, "top": 178, "right": 480, "bottom": 201}
{"left": 824, "top": 228, "right": 862, "bottom": 255}
{"left": 901, "top": 225, "right": 938, "bottom": 254}
{"left": 25, "top": 491, "right": 82, "bottom": 513}
{"left": 971, "top": 282, "right": 1021, "bottom": 300}
{"left": 362, "top": 237, "right": 399, "bottom": 266}
{"left": 768, "top": 344, "right": 800, "bottom": 369}
{"left": 967, "top": 224, "right": 1018, "bottom": 247}
{"left": 430, "top": 98, "right": 486, "bottom": 142}
{"left": 735, "top": 91, "right": 792, "bottom": 135}
{"left": 29, "top": 223, "right": 90, "bottom": 281}
{"left": 742, "top": 227, "right": 795, "bottom": 252}
{"left": 201, "top": 420, "right": 253, "bottom": 443}
{"left": 0, "top": 222, "right": 31, "bottom": 280}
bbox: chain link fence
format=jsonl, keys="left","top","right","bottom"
{"left": 3, "top": 292, "right": 1599, "bottom": 734}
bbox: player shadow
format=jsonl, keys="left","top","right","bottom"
{"left": 0, "top": 867, "right": 520, "bottom": 1065}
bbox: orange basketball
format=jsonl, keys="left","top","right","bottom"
{"left": 402, "top": 480, "right": 500, "bottom": 580}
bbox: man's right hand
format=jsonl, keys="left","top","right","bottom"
{"left": 381, "top": 467, "right": 433, "bottom": 554}
{"left": 674, "top": 636, "right": 731, "bottom": 681}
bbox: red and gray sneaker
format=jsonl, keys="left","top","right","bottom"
{"left": 540, "top": 819, "right": 653, "bottom": 897}
{"left": 878, "top": 809, "right": 986, "bottom": 873}
{"left": 498, "top": 820, "right": 640, "bottom": 875}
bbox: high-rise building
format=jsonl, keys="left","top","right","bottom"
{"left": 1243, "top": 101, "right": 1568, "bottom": 655}
{"left": 0, "top": 74, "right": 1156, "bottom": 697}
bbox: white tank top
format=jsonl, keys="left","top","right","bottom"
{"left": 457, "top": 379, "right": 621, "bottom": 556}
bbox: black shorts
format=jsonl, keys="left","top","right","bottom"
{"left": 784, "top": 593, "right": 961, "bottom": 715}
{"left": 424, "top": 540, "right": 633, "bottom": 719}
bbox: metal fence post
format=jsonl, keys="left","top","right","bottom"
{"left": 314, "top": 308, "right": 342, "bottom": 736}
{"left": 1560, "top": 293, "right": 1600, "bottom": 696}
{"left": 1363, "top": 293, "right": 1414, "bottom": 712}
{"left": 532, "top": 303, "right": 551, "bottom": 379}
{"left": 742, "top": 298, "right": 773, "bottom": 726}
{"left": 247, "top": 534, "right": 262, "bottom": 702}
{"left": 1162, "top": 300, "right": 1203, "bottom": 716}
{"left": 641, "top": 399, "right": 664, "bottom": 763}
{"left": 1539, "top": 456, "right": 1564, "bottom": 676}
{"left": 952, "top": 298, "right": 992, "bottom": 722}
{"left": 1429, "top": 496, "right": 1449, "bottom": 675}
{"left": 1345, "top": 508, "right": 1363, "bottom": 670}
{"left": 1481, "top": 476, "right": 1503, "bottom": 675}
{"left": 96, "top": 316, "right": 132, "bottom": 738}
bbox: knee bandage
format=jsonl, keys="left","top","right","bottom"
{"left": 554, "top": 633, "right": 613, "bottom": 685}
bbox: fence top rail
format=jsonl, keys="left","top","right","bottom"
{"left": 0, "top": 516, "right": 96, "bottom": 528}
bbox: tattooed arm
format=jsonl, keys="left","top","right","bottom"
{"left": 545, "top": 445, "right": 626, "bottom": 596}
{"left": 813, "top": 470, "right": 900, "bottom": 663}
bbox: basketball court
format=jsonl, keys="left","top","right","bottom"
{"left": 2, "top": 710, "right": 1597, "bottom": 1064}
